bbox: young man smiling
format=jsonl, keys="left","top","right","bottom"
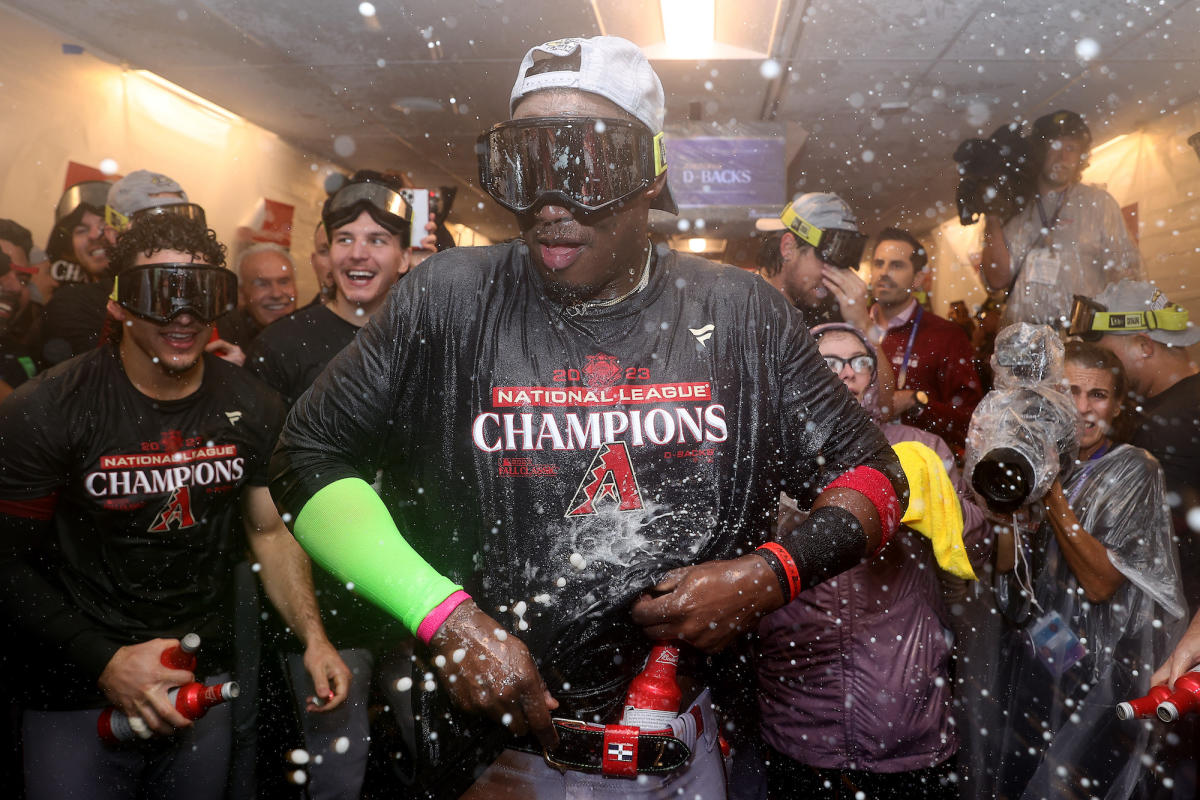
{"left": 245, "top": 171, "right": 425, "bottom": 799}
{"left": 0, "top": 213, "right": 348, "bottom": 799}
{"left": 246, "top": 170, "right": 412, "bottom": 405}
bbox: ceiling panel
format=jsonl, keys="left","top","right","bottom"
{"left": 790, "top": 0, "right": 984, "bottom": 60}
{"left": 3, "top": 0, "right": 1198, "bottom": 243}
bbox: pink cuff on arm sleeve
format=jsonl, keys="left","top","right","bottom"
{"left": 416, "top": 590, "right": 472, "bottom": 644}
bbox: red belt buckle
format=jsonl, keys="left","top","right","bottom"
{"left": 600, "top": 724, "right": 640, "bottom": 777}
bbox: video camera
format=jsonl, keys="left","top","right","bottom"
{"left": 952, "top": 123, "right": 1036, "bottom": 226}
{"left": 963, "top": 324, "right": 1078, "bottom": 513}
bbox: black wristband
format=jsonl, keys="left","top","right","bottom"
{"left": 777, "top": 505, "right": 868, "bottom": 590}
{"left": 754, "top": 548, "right": 793, "bottom": 604}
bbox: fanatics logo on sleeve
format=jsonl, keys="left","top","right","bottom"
{"left": 689, "top": 324, "right": 715, "bottom": 347}
{"left": 225, "top": 411, "right": 243, "bottom": 425}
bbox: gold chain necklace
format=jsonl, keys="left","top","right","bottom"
{"left": 562, "top": 245, "right": 652, "bottom": 317}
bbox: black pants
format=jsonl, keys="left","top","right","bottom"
{"left": 765, "top": 745, "right": 956, "bottom": 800}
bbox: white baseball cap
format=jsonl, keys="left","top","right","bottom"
{"left": 510, "top": 36, "right": 666, "bottom": 135}
{"left": 509, "top": 36, "right": 676, "bottom": 214}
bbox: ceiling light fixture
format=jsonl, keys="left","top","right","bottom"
{"left": 688, "top": 237, "right": 709, "bottom": 253}
{"left": 660, "top": 0, "right": 715, "bottom": 57}
{"left": 133, "top": 69, "right": 241, "bottom": 123}
{"left": 592, "top": 0, "right": 777, "bottom": 61}
{"left": 1089, "top": 133, "right": 1129, "bottom": 156}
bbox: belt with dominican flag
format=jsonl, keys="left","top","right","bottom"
{"left": 513, "top": 689, "right": 717, "bottom": 777}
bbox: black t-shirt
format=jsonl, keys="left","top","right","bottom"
{"left": 794, "top": 289, "right": 847, "bottom": 327}
{"left": 272, "top": 241, "right": 902, "bottom": 719}
{"left": 1131, "top": 372, "right": 1200, "bottom": 610}
{"left": 40, "top": 280, "right": 110, "bottom": 366}
{"left": 0, "top": 344, "right": 286, "bottom": 707}
{"left": 246, "top": 300, "right": 402, "bottom": 649}
{"left": 0, "top": 334, "right": 37, "bottom": 390}
{"left": 216, "top": 307, "right": 263, "bottom": 349}
{"left": 245, "top": 303, "right": 358, "bottom": 406}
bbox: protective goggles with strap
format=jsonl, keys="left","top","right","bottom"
{"left": 780, "top": 205, "right": 868, "bottom": 270}
{"left": 111, "top": 263, "right": 237, "bottom": 324}
{"left": 324, "top": 180, "right": 412, "bottom": 233}
{"left": 1067, "top": 294, "right": 1190, "bottom": 341}
{"left": 55, "top": 181, "right": 111, "bottom": 225}
{"left": 106, "top": 202, "right": 208, "bottom": 232}
{"left": 477, "top": 116, "right": 667, "bottom": 215}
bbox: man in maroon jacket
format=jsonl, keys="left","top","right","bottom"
{"left": 867, "top": 228, "right": 982, "bottom": 452}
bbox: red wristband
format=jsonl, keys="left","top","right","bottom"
{"left": 823, "top": 466, "right": 901, "bottom": 553}
{"left": 757, "top": 542, "right": 801, "bottom": 601}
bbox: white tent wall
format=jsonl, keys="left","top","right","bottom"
{"left": 925, "top": 100, "right": 1200, "bottom": 348}
{"left": 0, "top": 8, "right": 346, "bottom": 301}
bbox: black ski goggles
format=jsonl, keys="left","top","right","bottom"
{"left": 324, "top": 181, "right": 412, "bottom": 233}
{"left": 780, "top": 205, "right": 868, "bottom": 270}
{"left": 1067, "top": 294, "right": 1190, "bottom": 341}
{"left": 106, "top": 202, "right": 207, "bottom": 232}
{"left": 111, "top": 263, "right": 237, "bottom": 324}
{"left": 477, "top": 116, "right": 667, "bottom": 215}
{"left": 56, "top": 181, "right": 111, "bottom": 225}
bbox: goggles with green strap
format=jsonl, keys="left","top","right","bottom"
{"left": 779, "top": 205, "right": 868, "bottom": 270}
{"left": 477, "top": 116, "right": 668, "bottom": 216}
{"left": 1067, "top": 294, "right": 1191, "bottom": 341}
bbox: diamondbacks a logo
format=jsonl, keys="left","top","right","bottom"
{"left": 689, "top": 324, "right": 715, "bottom": 346}
{"left": 566, "top": 442, "right": 644, "bottom": 516}
{"left": 582, "top": 354, "right": 621, "bottom": 389}
{"left": 148, "top": 487, "right": 197, "bottom": 532}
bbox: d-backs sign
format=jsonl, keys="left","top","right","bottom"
{"left": 666, "top": 137, "right": 785, "bottom": 209}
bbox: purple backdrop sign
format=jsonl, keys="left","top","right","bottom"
{"left": 666, "top": 137, "right": 785, "bottom": 208}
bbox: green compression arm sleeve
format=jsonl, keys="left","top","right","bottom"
{"left": 293, "top": 477, "right": 462, "bottom": 636}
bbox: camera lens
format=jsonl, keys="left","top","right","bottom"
{"left": 971, "top": 448, "right": 1035, "bottom": 513}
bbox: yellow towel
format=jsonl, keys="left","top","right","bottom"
{"left": 893, "top": 440, "right": 977, "bottom": 580}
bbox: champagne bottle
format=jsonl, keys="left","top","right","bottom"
{"left": 159, "top": 633, "right": 201, "bottom": 671}
{"left": 98, "top": 681, "right": 239, "bottom": 743}
{"left": 620, "top": 642, "right": 681, "bottom": 731}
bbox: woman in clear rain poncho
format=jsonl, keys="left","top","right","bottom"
{"left": 991, "top": 339, "right": 1186, "bottom": 800}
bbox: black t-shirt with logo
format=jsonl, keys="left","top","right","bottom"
{"left": 245, "top": 303, "right": 359, "bottom": 406}
{"left": 272, "top": 241, "right": 903, "bottom": 721}
{"left": 0, "top": 343, "right": 285, "bottom": 707}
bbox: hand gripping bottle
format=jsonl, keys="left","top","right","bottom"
{"left": 160, "top": 633, "right": 201, "bottom": 671}
{"left": 1116, "top": 684, "right": 1174, "bottom": 720}
{"left": 98, "top": 681, "right": 240, "bottom": 743}
{"left": 1157, "top": 672, "right": 1200, "bottom": 722}
{"left": 619, "top": 642, "right": 681, "bottom": 731}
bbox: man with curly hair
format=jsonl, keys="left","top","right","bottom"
{"left": 0, "top": 213, "right": 349, "bottom": 799}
